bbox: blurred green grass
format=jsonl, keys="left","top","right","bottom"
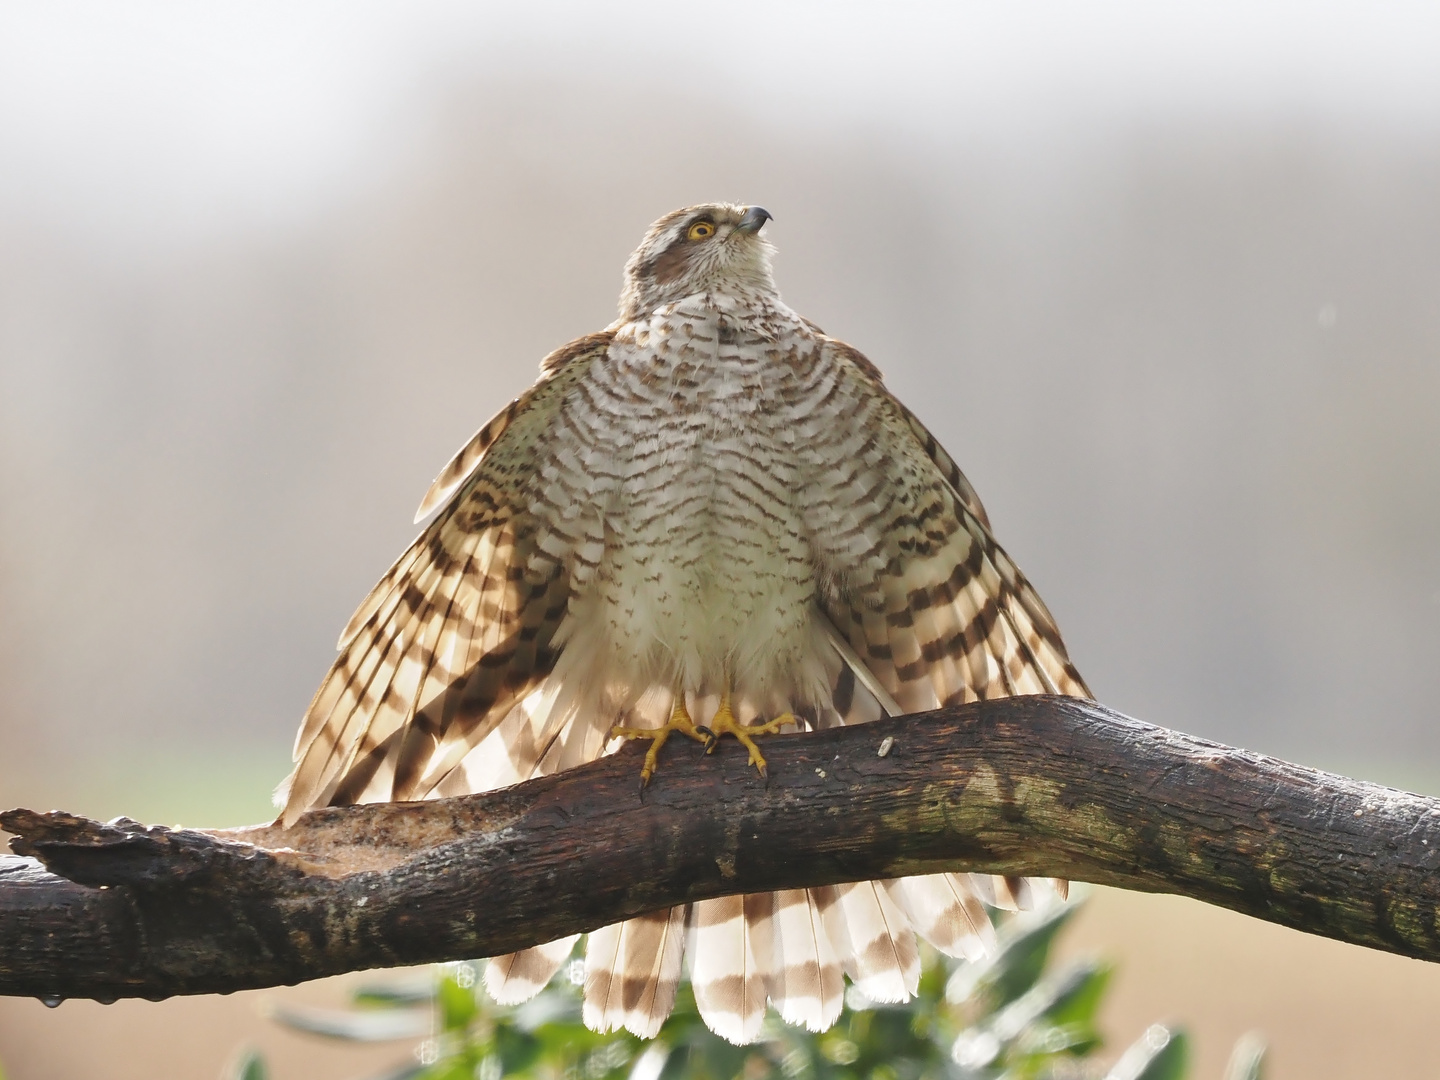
{"left": 2, "top": 748, "right": 1437, "bottom": 835}
{"left": 1, "top": 746, "right": 291, "bottom": 829}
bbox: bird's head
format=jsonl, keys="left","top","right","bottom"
{"left": 618, "top": 203, "right": 776, "bottom": 321}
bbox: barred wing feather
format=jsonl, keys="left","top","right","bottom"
{"left": 279, "top": 335, "right": 610, "bottom": 823}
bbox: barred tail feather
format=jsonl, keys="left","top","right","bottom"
{"left": 687, "top": 894, "right": 775, "bottom": 1045}
{"left": 770, "top": 888, "right": 846, "bottom": 1031}
{"left": 884, "top": 875, "right": 993, "bottom": 962}
{"left": 967, "top": 873, "right": 1066, "bottom": 912}
{"left": 485, "top": 936, "right": 580, "bottom": 1005}
{"left": 828, "top": 881, "right": 920, "bottom": 1004}
{"left": 584, "top": 907, "right": 687, "bottom": 1038}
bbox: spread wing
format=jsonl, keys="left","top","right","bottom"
{"left": 278, "top": 332, "right": 612, "bottom": 824}
{"left": 815, "top": 338, "right": 1089, "bottom": 720}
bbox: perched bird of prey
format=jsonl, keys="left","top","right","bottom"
{"left": 278, "top": 203, "right": 1089, "bottom": 1044}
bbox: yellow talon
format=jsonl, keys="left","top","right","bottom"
{"left": 610, "top": 691, "right": 799, "bottom": 784}
{"left": 701, "top": 695, "right": 797, "bottom": 778}
{"left": 609, "top": 694, "right": 708, "bottom": 788}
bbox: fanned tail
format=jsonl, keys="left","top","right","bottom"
{"left": 567, "top": 625, "right": 1063, "bottom": 1045}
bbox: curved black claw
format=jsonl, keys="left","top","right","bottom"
{"left": 695, "top": 725, "right": 717, "bottom": 753}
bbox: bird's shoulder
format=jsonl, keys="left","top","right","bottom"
{"left": 538, "top": 329, "right": 615, "bottom": 376}
{"left": 414, "top": 330, "right": 614, "bottom": 522}
{"left": 807, "top": 327, "right": 994, "bottom": 533}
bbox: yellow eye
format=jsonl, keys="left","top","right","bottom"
{"left": 687, "top": 221, "right": 715, "bottom": 241}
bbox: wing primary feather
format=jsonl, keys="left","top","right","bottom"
{"left": 336, "top": 540, "right": 430, "bottom": 650}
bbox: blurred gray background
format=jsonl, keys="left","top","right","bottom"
{"left": 2, "top": 4, "right": 1440, "bottom": 1077}
{"left": 4, "top": 2, "right": 1438, "bottom": 823}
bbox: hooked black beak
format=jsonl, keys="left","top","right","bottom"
{"left": 734, "top": 206, "right": 772, "bottom": 235}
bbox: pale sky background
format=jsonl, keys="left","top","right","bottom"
{"left": 1, "top": 0, "right": 1438, "bottom": 815}
{"left": 4, "top": 1, "right": 1440, "bottom": 255}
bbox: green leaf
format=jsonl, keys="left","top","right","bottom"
{"left": 956, "top": 955, "right": 1107, "bottom": 1070}
{"left": 1040, "top": 961, "right": 1112, "bottom": 1029}
{"left": 1223, "top": 1033, "right": 1267, "bottom": 1080}
{"left": 413, "top": 1061, "right": 473, "bottom": 1080}
{"left": 222, "top": 1048, "right": 268, "bottom": 1080}
{"left": 494, "top": 1024, "right": 544, "bottom": 1074}
{"left": 436, "top": 976, "right": 479, "bottom": 1032}
{"left": 263, "top": 1001, "right": 432, "bottom": 1041}
{"left": 947, "top": 900, "right": 1084, "bottom": 1010}
{"left": 513, "top": 987, "right": 585, "bottom": 1031}
{"left": 1014, "top": 1020, "right": 1100, "bottom": 1058}
{"left": 1105, "top": 1025, "right": 1190, "bottom": 1080}
{"left": 353, "top": 982, "right": 438, "bottom": 1009}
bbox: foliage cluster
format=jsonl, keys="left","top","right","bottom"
{"left": 226, "top": 902, "right": 1264, "bottom": 1080}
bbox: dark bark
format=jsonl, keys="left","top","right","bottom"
{"left": 3, "top": 696, "right": 1439, "bottom": 1002}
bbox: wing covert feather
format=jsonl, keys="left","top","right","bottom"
{"left": 816, "top": 339, "right": 1089, "bottom": 715}
{"left": 412, "top": 332, "right": 614, "bottom": 524}
{"left": 280, "top": 335, "right": 610, "bottom": 824}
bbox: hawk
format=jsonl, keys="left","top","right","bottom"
{"left": 278, "top": 203, "right": 1089, "bottom": 1044}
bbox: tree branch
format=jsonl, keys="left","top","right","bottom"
{"left": 4, "top": 697, "right": 1439, "bottom": 1002}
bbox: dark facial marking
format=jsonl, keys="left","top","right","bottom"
{"left": 647, "top": 233, "right": 699, "bottom": 285}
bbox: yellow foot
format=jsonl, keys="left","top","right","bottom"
{"left": 699, "top": 696, "right": 797, "bottom": 779}
{"left": 610, "top": 695, "right": 709, "bottom": 789}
